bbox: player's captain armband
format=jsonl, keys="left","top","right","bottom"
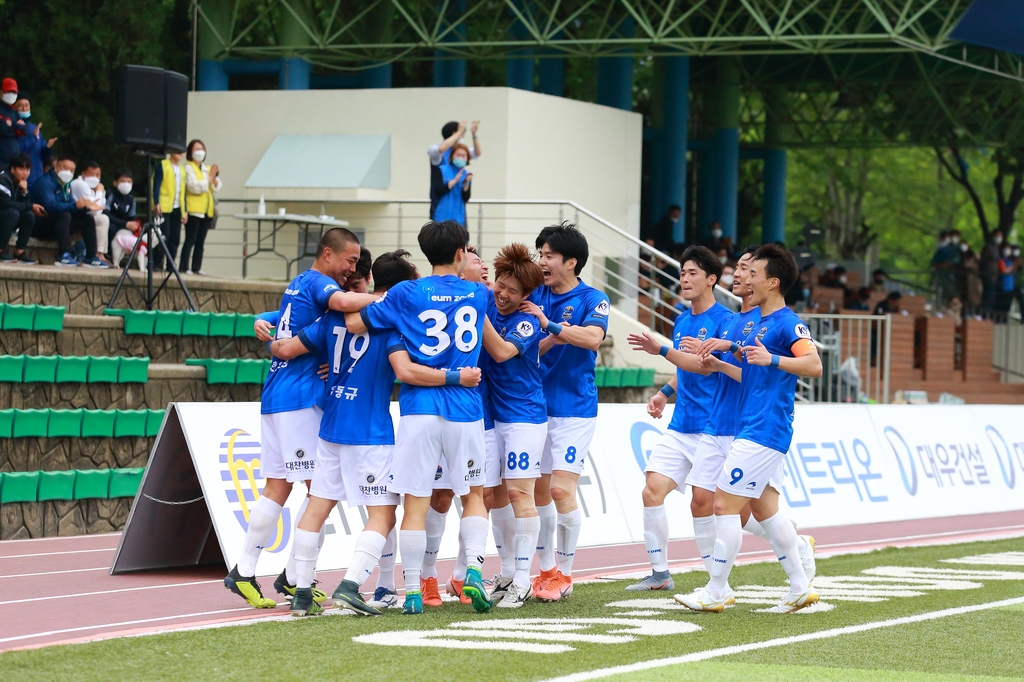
{"left": 791, "top": 338, "right": 817, "bottom": 356}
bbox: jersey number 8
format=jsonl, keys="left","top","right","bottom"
{"left": 418, "top": 306, "right": 478, "bottom": 356}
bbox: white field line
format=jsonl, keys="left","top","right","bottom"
{"left": 0, "top": 533, "right": 118, "bottom": 545}
{"left": 0, "top": 579, "right": 223, "bottom": 606}
{"left": 0, "top": 566, "right": 109, "bottom": 579}
{"left": 543, "top": 595, "right": 1024, "bottom": 682}
{"left": 0, "top": 548, "right": 116, "bottom": 559}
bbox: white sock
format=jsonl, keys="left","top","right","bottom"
{"left": 707, "top": 514, "right": 742, "bottom": 598}
{"left": 237, "top": 496, "right": 282, "bottom": 577}
{"left": 292, "top": 528, "right": 320, "bottom": 590}
{"left": 513, "top": 516, "right": 540, "bottom": 589}
{"left": 423, "top": 507, "right": 447, "bottom": 580}
{"left": 453, "top": 530, "right": 467, "bottom": 581}
{"left": 400, "top": 529, "right": 426, "bottom": 594}
{"left": 491, "top": 504, "right": 516, "bottom": 577}
{"left": 376, "top": 527, "right": 397, "bottom": 592}
{"left": 743, "top": 516, "right": 767, "bottom": 538}
{"left": 642, "top": 505, "right": 670, "bottom": 573}
{"left": 461, "top": 515, "right": 489, "bottom": 571}
{"left": 692, "top": 514, "right": 717, "bottom": 575}
{"left": 536, "top": 502, "right": 557, "bottom": 572}
{"left": 760, "top": 512, "right": 809, "bottom": 593}
{"left": 285, "top": 497, "right": 310, "bottom": 585}
{"left": 555, "top": 509, "right": 582, "bottom": 576}
{"left": 344, "top": 530, "right": 387, "bottom": 588}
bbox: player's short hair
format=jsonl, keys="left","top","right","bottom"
{"left": 753, "top": 243, "right": 799, "bottom": 294}
{"left": 316, "top": 227, "right": 359, "bottom": 258}
{"left": 353, "top": 247, "right": 372, "bottom": 280}
{"left": 418, "top": 220, "right": 469, "bottom": 266}
{"left": 493, "top": 243, "right": 544, "bottom": 295}
{"left": 372, "top": 249, "right": 418, "bottom": 292}
{"left": 535, "top": 221, "right": 588, "bottom": 275}
{"left": 742, "top": 244, "right": 760, "bottom": 258}
{"left": 680, "top": 245, "right": 723, "bottom": 286}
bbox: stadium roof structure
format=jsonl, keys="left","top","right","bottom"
{"left": 194, "top": 0, "right": 1024, "bottom": 146}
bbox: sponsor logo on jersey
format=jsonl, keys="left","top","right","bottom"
{"left": 756, "top": 326, "right": 768, "bottom": 341}
{"left": 295, "top": 448, "right": 306, "bottom": 459}
{"left": 516, "top": 320, "right": 535, "bottom": 337}
{"left": 434, "top": 466, "right": 443, "bottom": 481}
{"left": 594, "top": 300, "right": 610, "bottom": 316}
{"left": 795, "top": 323, "right": 812, "bottom": 339}
{"left": 467, "top": 459, "right": 475, "bottom": 468}
{"left": 742, "top": 321, "right": 755, "bottom": 336}
{"left": 366, "top": 474, "right": 376, "bottom": 484}
{"left": 323, "top": 284, "right": 338, "bottom": 293}
{"left": 561, "top": 305, "right": 575, "bottom": 321}
{"left": 697, "top": 327, "right": 708, "bottom": 342}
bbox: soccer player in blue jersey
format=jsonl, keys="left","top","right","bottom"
{"left": 518, "top": 222, "right": 610, "bottom": 602}
{"left": 345, "top": 220, "right": 493, "bottom": 614}
{"left": 224, "top": 228, "right": 376, "bottom": 609}
{"left": 479, "top": 243, "right": 546, "bottom": 607}
{"left": 625, "top": 245, "right": 734, "bottom": 591}
{"left": 678, "top": 243, "right": 823, "bottom": 614}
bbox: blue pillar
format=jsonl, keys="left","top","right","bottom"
{"left": 279, "top": 58, "right": 311, "bottom": 90}
{"left": 697, "top": 151, "right": 717, "bottom": 240}
{"left": 597, "top": 19, "right": 633, "bottom": 110}
{"left": 506, "top": 55, "right": 534, "bottom": 90}
{"left": 197, "top": 60, "right": 229, "bottom": 91}
{"left": 647, "top": 138, "right": 665, "bottom": 233}
{"left": 434, "top": 57, "right": 466, "bottom": 87}
{"left": 762, "top": 148, "right": 787, "bottom": 244}
{"left": 361, "top": 63, "right": 392, "bottom": 88}
{"left": 538, "top": 56, "right": 564, "bottom": 96}
{"left": 713, "top": 127, "right": 740, "bottom": 240}
{"left": 663, "top": 56, "right": 689, "bottom": 244}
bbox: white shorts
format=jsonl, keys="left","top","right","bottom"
{"left": 717, "top": 438, "right": 786, "bottom": 499}
{"left": 392, "top": 415, "right": 485, "bottom": 497}
{"left": 495, "top": 421, "right": 546, "bottom": 480}
{"left": 433, "top": 428, "right": 501, "bottom": 490}
{"left": 541, "top": 416, "right": 596, "bottom": 476}
{"left": 260, "top": 407, "right": 322, "bottom": 482}
{"left": 310, "top": 440, "right": 399, "bottom": 508}
{"left": 645, "top": 430, "right": 702, "bottom": 489}
{"left": 689, "top": 434, "right": 735, "bottom": 492}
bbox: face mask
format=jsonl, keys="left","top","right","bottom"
{"left": 670, "top": 216, "right": 679, "bottom": 223}
{"left": 802, "top": 288, "right": 811, "bottom": 298}
{"left": 711, "top": 229, "right": 723, "bottom": 239}
{"left": 995, "top": 235, "right": 1003, "bottom": 245}
{"left": 951, "top": 237, "right": 960, "bottom": 245}
{"left": 117, "top": 182, "right": 133, "bottom": 195}
{"left": 192, "top": 149, "right": 206, "bottom": 163}
{"left": 1, "top": 92, "right": 17, "bottom": 105}
{"left": 56, "top": 169, "right": 73, "bottom": 184}
{"left": 84, "top": 176, "right": 100, "bottom": 189}
{"left": 17, "top": 111, "right": 29, "bottom": 119}
{"left": 720, "top": 274, "right": 734, "bottom": 287}
{"left": 961, "top": 243, "right": 969, "bottom": 253}
{"left": 452, "top": 157, "right": 467, "bottom": 169}
{"left": 839, "top": 275, "right": 847, "bottom": 284}
{"left": 1014, "top": 249, "right": 1021, "bottom": 257}
{"left": 1003, "top": 249, "right": 1012, "bottom": 258}
{"left": 718, "top": 256, "right": 728, "bottom": 264}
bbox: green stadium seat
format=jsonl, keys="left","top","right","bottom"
{"left": 33, "top": 305, "right": 65, "bottom": 332}
{"left": 73, "top": 469, "right": 111, "bottom": 500}
{"left": 123, "top": 310, "right": 157, "bottom": 335}
{"left": 620, "top": 367, "right": 640, "bottom": 387}
{"left": 108, "top": 467, "right": 144, "bottom": 498}
{"left": 81, "top": 409, "right": 117, "bottom": 437}
{"left": 603, "top": 367, "right": 624, "bottom": 388}
{"left": 154, "top": 310, "right": 184, "bottom": 335}
{"left": 145, "top": 409, "right": 165, "bottom": 437}
{"left": 0, "top": 354, "right": 25, "bottom": 382}
{"left": 594, "top": 366, "right": 607, "bottom": 387}
{"left": 208, "top": 312, "right": 237, "bottom": 337}
{"left": 186, "top": 358, "right": 237, "bottom": 384}
{"left": 182, "top": 311, "right": 211, "bottom": 336}
{"left": 114, "top": 409, "right": 147, "bottom": 437}
{"left": 637, "top": 367, "right": 655, "bottom": 387}
{"left": 235, "top": 358, "right": 266, "bottom": 384}
{"left": 262, "top": 359, "right": 271, "bottom": 382}
{"left": 0, "top": 302, "right": 5, "bottom": 327}
{"left": 3, "top": 304, "right": 36, "bottom": 330}
{"left": 13, "top": 408, "right": 49, "bottom": 438}
{"left": 0, "top": 408, "right": 13, "bottom": 438}
{"left": 48, "top": 409, "right": 84, "bottom": 437}
{"left": 23, "top": 355, "right": 58, "bottom": 383}
{"left": 56, "top": 355, "right": 89, "bottom": 382}
{"left": 0, "top": 471, "right": 40, "bottom": 503}
{"left": 37, "top": 470, "right": 76, "bottom": 501}
{"left": 118, "top": 357, "right": 150, "bottom": 383}
{"left": 234, "top": 314, "right": 259, "bottom": 338}
{"left": 87, "top": 356, "right": 120, "bottom": 383}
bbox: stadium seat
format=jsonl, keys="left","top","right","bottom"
{"left": 48, "top": 409, "right": 84, "bottom": 437}
{"left": 182, "top": 311, "right": 211, "bottom": 336}
{"left": 0, "top": 408, "right": 13, "bottom": 437}
{"left": 23, "top": 355, "right": 58, "bottom": 383}
{"left": 186, "top": 357, "right": 236, "bottom": 383}
{"left": 145, "top": 409, "right": 165, "bottom": 436}
{"left": 87, "top": 356, "right": 120, "bottom": 383}
{"left": 37, "top": 470, "right": 76, "bottom": 502}
{"left": 234, "top": 314, "right": 259, "bottom": 338}
{"left": 262, "top": 359, "right": 271, "bottom": 382}
{"left": 0, "top": 354, "right": 26, "bottom": 382}
{"left": 235, "top": 358, "right": 267, "bottom": 384}
{"left": 73, "top": 469, "right": 111, "bottom": 500}
{"left": 3, "top": 303, "right": 36, "bottom": 330}
{"left": 34, "top": 305, "right": 66, "bottom": 332}
{"left": 81, "top": 409, "right": 117, "bottom": 438}
{"left": 118, "top": 357, "right": 150, "bottom": 383}
{"left": 620, "top": 367, "right": 640, "bottom": 387}
{"left": 603, "top": 367, "right": 624, "bottom": 387}
{"left": 108, "top": 467, "right": 145, "bottom": 499}
{"left": 595, "top": 366, "right": 607, "bottom": 387}
{"left": 114, "top": 410, "right": 148, "bottom": 437}
{"left": 13, "top": 408, "right": 49, "bottom": 438}
{"left": 0, "top": 471, "right": 40, "bottom": 503}
{"left": 0, "top": 302, "right": 4, "bottom": 327}
{"left": 56, "top": 355, "right": 89, "bottom": 382}
{"left": 637, "top": 367, "right": 655, "bottom": 387}
{"left": 208, "top": 312, "right": 237, "bottom": 337}
{"left": 153, "top": 310, "right": 185, "bottom": 335}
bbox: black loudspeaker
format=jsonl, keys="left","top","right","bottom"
{"left": 163, "top": 71, "right": 189, "bottom": 153}
{"left": 114, "top": 65, "right": 188, "bottom": 153}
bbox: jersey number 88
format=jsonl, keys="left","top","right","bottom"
{"left": 418, "top": 306, "right": 478, "bottom": 356}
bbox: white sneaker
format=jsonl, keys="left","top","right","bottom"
{"left": 495, "top": 582, "right": 532, "bottom": 608}
{"left": 765, "top": 587, "right": 820, "bottom": 613}
{"left": 490, "top": 575, "right": 514, "bottom": 603}
{"left": 800, "top": 535, "right": 816, "bottom": 584}
{"left": 674, "top": 586, "right": 728, "bottom": 613}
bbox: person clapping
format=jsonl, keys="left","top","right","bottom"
{"left": 432, "top": 143, "right": 472, "bottom": 227}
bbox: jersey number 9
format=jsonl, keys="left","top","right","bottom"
{"left": 418, "top": 306, "right": 478, "bottom": 356}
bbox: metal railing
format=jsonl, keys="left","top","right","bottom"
{"left": 993, "top": 323, "right": 1024, "bottom": 383}
{"left": 796, "top": 313, "right": 891, "bottom": 404}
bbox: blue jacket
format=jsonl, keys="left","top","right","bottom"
{"left": 433, "top": 158, "right": 471, "bottom": 226}
{"left": 0, "top": 102, "right": 26, "bottom": 164}
{"left": 17, "top": 122, "right": 52, "bottom": 189}
{"left": 29, "top": 169, "right": 80, "bottom": 214}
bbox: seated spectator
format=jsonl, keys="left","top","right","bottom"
{"left": 703, "top": 221, "right": 724, "bottom": 253}
{"left": 432, "top": 142, "right": 472, "bottom": 226}
{"left": 28, "top": 155, "right": 107, "bottom": 268}
{"left": 0, "top": 78, "right": 28, "bottom": 171}
{"left": 70, "top": 161, "right": 111, "bottom": 264}
{"left": 785, "top": 272, "right": 811, "bottom": 311}
{"left": 847, "top": 286, "right": 872, "bottom": 311}
{"left": 105, "top": 169, "right": 146, "bottom": 270}
{"left": 643, "top": 204, "right": 681, "bottom": 255}
{"left": 874, "top": 291, "right": 902, "bottom": 315}
{"left": 939, "top": 296, "right": 963, "bottom": 326}
{"left": 0, "top": 153, "right": 44, "bottom": 264}
{"left": 821, "top": 265, "right": 848, "bottom": 289}
{"left": 870, "top": 268, "right": 888, "bottom": 294}
{"left": 13, "top": 96, "right": 55, "bottom": 189}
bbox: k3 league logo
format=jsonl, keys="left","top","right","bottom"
{"left": 220, "top": 428, "right": 290, "bottom": 553}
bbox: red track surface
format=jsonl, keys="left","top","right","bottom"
{"left": 2, "top": 510, "right": 1022, "bottom": 652}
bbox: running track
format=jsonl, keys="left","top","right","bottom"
{"left": 2, "top": 510, "right": 1022, "bottom": 652}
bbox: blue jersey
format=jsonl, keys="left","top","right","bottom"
{"left": 478, "top": 373, "right": 494, "bottom": 431}
{"left": 261, "top": 269, "right": 340, "bottom": 415}
{"left": 531, "top": 280, "right": 610, "bottom": 418}
{"left": 361, "top": 275, "right": 487, "bottom": 422}
{"left": 667, "top": 302, "right": 733, "bottom": 434}
{"left": 704, "top": 307, "right": 761, "bottom": 437}
{"left": 482, "top": 297, "right": 546, "bottom": 424}
{"left": 736, "top": 307, "right": 815, "bottom": 453}
{"left": 298, "top": 311, "right": 403, "bottom": 446}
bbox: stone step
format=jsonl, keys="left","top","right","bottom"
{"left": 0, "top": 375, "right": 261, "bottom": 411}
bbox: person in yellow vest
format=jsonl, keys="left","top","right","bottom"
{"left": 182, "top": 139, "right": 221, "bottom": 275}
{"left": 150, "top": 151, "right": 187, "bottom": 270}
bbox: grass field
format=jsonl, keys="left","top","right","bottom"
{"left": 4, "top": 537, "right": 1024, "bottom": 681}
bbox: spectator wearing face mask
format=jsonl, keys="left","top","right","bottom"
{"left": 182, "top": 139, "right": 220, "bottom": 275}
{"left": 930, "top": 230, "right": 960, "bottom": 308}
{"left": 432, "top": 142, "right": 472, "bottom": 226}
{"left": 428, "top": 120, "right": 480, "bottom": 219}
{"left": 847, "top": 287, "right": 872, "bottom": 311}
{"left": 644, "top": 204, "right": 681, "bottom": 255}
{"left": 0, "top": 153, "right": 45, "bottom": 264}
{"left": 105, "top": 169, "right": 147, "bottom": 269}
{"left": 28, "top": 156, "right": 106, "bottom": 267}
{"left": 70, "top": 161, "right": 111, "bottom": 264}
{"left": 150, "top": 151, "right": 187, "bottom": 270}
{"left": 12, "top": 96, "right": 56, "bottom": 189}
{"left": 996, "top": 244, "right": 1018, "bottom": 318}
{"left": 703, "top": 221, "right": 725, "bottom": 252}
{"left": 980, "top": 230, "right": 1004, "bottom": 316}
{"left": 1012, "top": 245, "right": 1023, "bottom": 319}
{"left": 874, "top": 291, "right": 902, "bottom": 316}
{"left": 0, "top": 79, "right": 28, "bottom": 171}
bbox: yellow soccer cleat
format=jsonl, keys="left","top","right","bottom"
{"left": 225, "top": 566, "right": 278, "bottom": 609}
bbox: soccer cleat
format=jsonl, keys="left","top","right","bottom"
{"left": 495, "top": 581, "right": 532, "bottom": 609}
{"left": 462, "top": 567, "right": 493, "bottom": 613}
{"left": 534, "top": 571, "right": 573, "bottom": 602}
{"left": 332, "top": 579, "right": 381, "bottom": 616}
{"left": 224, "top": 566, "right": 277, "bottom": 608}
{"left": 402, "top": 591, "right": 424, "bottom": 615}
{"left": 290, "top": 587, "right": 324, "bottom": 617}
{"left": 447, "top": 576, "right": 471, "bottom": 605}
{"left": 421, "top": 577, "right": 443, "bottom": 607}
{"left": 722, "top": 586, "right": 737, "bottom": 606}
{"left": 625, "top": 572, "right": 675, "bottom": 592}
{"left": 674, "top": 586, "right": 728, "bottom": 613}
{"left": 367, "top": 587, "right": 400, "bottom": 609}
{"left": 56, "top": 252, "right": 81, "bottom": 267}
{"left": 273, "top": 571, "right": 329, "bottom": 603}
{"left": 531, "top": 567, "right": 558, "bottom": 596}
{"left": 489, "top": 575, "right": 514, "bottom": 603}
{"left": 800, "top": 535, "right": 817, "bottom": 584}
{"left": 765, "top": 588, "right": 820, "bottom": 614}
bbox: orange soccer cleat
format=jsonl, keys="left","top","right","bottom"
{"left": 421, "top": 577, "right": 443, "bottom": 607}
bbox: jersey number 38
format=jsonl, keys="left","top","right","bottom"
{"left": 418, "top": 306, "right": 478, "bottom": 356}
